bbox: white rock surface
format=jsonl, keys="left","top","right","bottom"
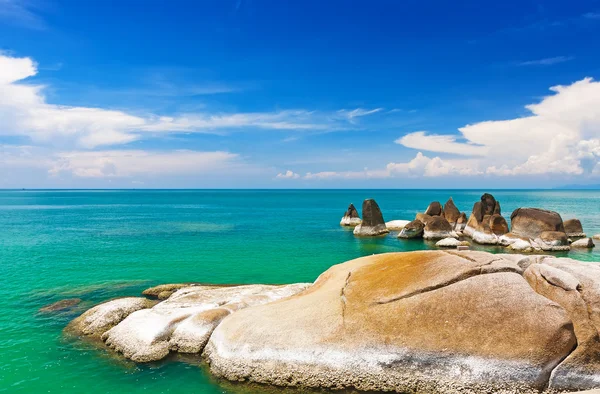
{"left": 435, "top": 238, "right": 469, "bottom": 248}
{"left": 508, "top": 239, "right": 534, "bottom": 252}
{"left": 340, "top": 217, "right": 361, "bottom": 226}
{"left": 101, "top": 283, "right": 310, "bottom": 362}
{"left": 571, "top": 238, "right": 595, "bottom": 248}
{"left": 385, "top": 220, "right": 410, "bottom": 231}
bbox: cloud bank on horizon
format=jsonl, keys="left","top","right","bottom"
{"left": 2, "top": 50, "right": 600, "bottom": 187}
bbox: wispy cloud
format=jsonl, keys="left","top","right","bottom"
{"left": 518, "top": 56, "right": 574, "bottom": 66}
{"left": 0, "top": 0, "right": 46, "bottom": 30}
{"left": 337, "top": 107, "right": 383, "bottom": 123}
{"left": 583, "top": 12, "right": 600, "bottom": 20}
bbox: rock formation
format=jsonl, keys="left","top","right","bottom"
{"left": 39, "top": 298, "right": 82, "bottom": 313}
{"left": 455, "top": 212, "right": 468, "bottom": 232}
{"left": 435, "top": 238, "right": 469, "bottom": 248}
{"left": 564, "top": 218, "right": 586, "bottom": 238}
{"left": 353, "top": 199, "right": 389, "bottom": 236}
{"left": 424, "top": 201, "right": 443, "bottom": 216}
{"left": 397, "top": 220, "right": 424, "bottom": 239}
{"left": 463, "top": 194, "right": 508, "bottom": 244}
{"left": 340, "top": 203, "right": 362, "bottom": 227}
{"left": 571, "top": 238, "right": 595, "bottom": 248}
{"left": 443, "top": 197, "right": 461, "bottom": 225}
{"left": 423, "top": 216, "right": 458, "bottom": 240}
{"left": 385, "top": 220, "right": 410, "bottom": 231}
{"left": 504, "top": 208, "right": 570, "bottom": 251}
{"left": 205, "top": 251, "right": 600, "bottom": 393}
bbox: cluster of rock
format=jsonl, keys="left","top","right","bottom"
{"left": 67, "top": 251, "right": 600, "bottom": 393}
{"left": 344, "top": 194, "right": 595, "bottom": 252}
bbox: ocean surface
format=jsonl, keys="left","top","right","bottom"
{"left": 2, "top": 189, "right": 600, "bottom": 394}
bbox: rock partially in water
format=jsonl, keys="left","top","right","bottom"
{"left": 353, "top": 199, "right": 388, "bottom": 236}
{"left": 143, "top": 284, "right": 198, "bottom": 299}
{"left": 435, "top": 238, "right": 469, "bottom": 248}
{"left": 534, "top": 231, "right": 570, "bottom": 252}
{"left": 101, "top": 284, "right": 309, "bottom": 362}
{"left": 205, "top": 251, "right": 579, "bottom": 393}
{"left": 564, "top": 219, "right": 586, "bottom": 238}
{"left": 39, "top": 298, "right": 82, "bottom": 313}
{"left": 384, "top": 220, "right": 410, "bottom": 231}
{"left": 66, "top": 297, "right": 156, "bottom": 338}
{"left": 571, "top": 238, "right": 595, "bottom": 249}
{"left": 340, "top": 203, "right": 361, "bottom": 227}
{"left": 397, "top": 220, "right": 424, "bottom": 239}
{"left": 443, "top": 197, "right": 461, "bottom": 225}
{"left": 464, "top": 194, "right": 508, "bottom": 245}
{"left": 510, "top": 208, "right": 566, "bottom": 238}
{"left": 423, "top": 216, "right": 457, "bottom": 240}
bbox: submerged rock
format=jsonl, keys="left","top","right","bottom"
{"left": 424, "top": 201, "right": 443, "bottom": 216}
{"left": 423, "top": 216, "right": 457, "bottom": 240}
{"left": 39, "top": 298, "right": 82, "bottom": 313}
{"left": 353, "top": 199, "right": 389, "bottom": 236}
{"left": 205, "top": 251, "right": 580, "bottom": 393}
{"left": 340, "top": 203, "right": 362, "bottom": 227}
{"left": 564, "top": 219, "right": 586, "bottom": 238}
{"left": 397, "top": 220, "right": 424, "bottom": 239}
{"left": 101, "top": 284, "right": 309, "bottom": 362}
{"left": 66, "top": 297, "right": 156, "bottom": 338}
{"left": 385, "top": 220, "right": 410, "bottom": 231}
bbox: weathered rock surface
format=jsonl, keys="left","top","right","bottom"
{"left": 384, "top": 220, "right": 410, "bottom": 231}
{"left": 353, "top": 199, "right": 389, "bottom": 236}
{"left": 565, "top": 219, "right": 586, "bottom": 238}
{"left": 143, "top": 283, "right": 200, "bottom": 300}
{"left": 205, "top": 251, "right": 580, "bottom": 393}
{"left": 435, "top": 238, "right": 469, "bottom": 248}
{"left": 455, "top": 212, "right": 468, "bottom": 231}
{"left": 66, "top": 297, "right": 156, "bottom": 338}
{"left": 535, "top": 231, "right": 571, "bottom": 251}
{"left": 340, "top": 203, "right": 362, "bottom": 227}
{"left": 571, "top": 238, "right": 595, "bottom": 248}
{"left": 101, "top": 284, "right": 309, "bottom": 362}
{"left": 464, "top": 194, "right": 508, "bottom": 245}
{"left": 423, "top": 216, "right": 458, "bottom": 240}
{"left": 424, "top": 201, "right": 443, "bottom": 216}
{"left": 443, "top": 197, "right": 461, "bottom": 224}
{"left": 511, "top": 208, "right": 566, "bottom": 238}
{"left": 524, "top": 258, "right": 600, "bottom": 391}
{"left": 397, "top": 220, "right": 424, "bottom": 239}
{"left": 415, "top": 212, "right": 433, "bottom": 225}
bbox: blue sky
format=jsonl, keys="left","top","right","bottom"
{"left": 1, "top": 0, "right": 600, "bottom": 188}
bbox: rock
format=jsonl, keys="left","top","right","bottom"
{"left": 523, "top": 258, "right": 600, "bottom": 391}
{"left": 593, "top": 234, "right": 600, "bottom": 241}
{"left": 424, "top": 201, "right": 443, "bottom": 216}
{"left": 353, "top": 199, "right": 389, "bottom": 236}
{"left": 143, "top": 283, "right": 200, "bottom": 300}
{"left": 564, "top": 219, "right": 586, "bottom": 238}
{"left": 507, "top": 239, "right": 534, "bottom": 253}
{"left": 385, "top": 220, "right": 410, "bottom": 231}
{"left": 571, "top": 238, "right": 595, "bottom": 248}
{"left": 398, "top": 220, "right": 424, "bottom": 239}
{"left": 205, "top": 251, "right": 577, "bottom": 393}
{"left": 464, "top": 194, "right": 508, "bottom": 245}
{"left": 423, "top": 216, "right": 458, "bottom": 240}
{"left": 443, "top": 197, "right": 461, "bottom": 224}
{"left": 340, "top": 203, "right": 362, "bottom": 227}
{"left": 533, "top": 231, "right": 570, "bottom": 251}
{"left": 415, "top": 212, "right": 433, "bottom": 225}
{"left": 435, "top": 238, "right": 469, "bottom": 248}
{"left": 101, "top": 284, "right": 309, "bottom": 362}
{"left": 39, "top": 298, "right": 82, "bottom": 313}
{"left": 455, "top": 212, "right": 468, "bottom": 231}
{"left": 510, "top": 207, "right": 566, "bottom": 238}
{"left": 65, "top": 297, "right": 156, "bottom": 338}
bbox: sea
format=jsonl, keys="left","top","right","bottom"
{"left": 1, "top": 189, "right": 600, "bottom": 393}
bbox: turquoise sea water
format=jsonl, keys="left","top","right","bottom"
{"left": 2, "top": 189, "right": 600, "bottom": 394}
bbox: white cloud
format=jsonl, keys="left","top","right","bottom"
{"left": 0, "top": 54, "right": 366, "bottom": 149}
{"left": 337, "top": 108, "right": 383, "bottom": 123}
{"left": 518, "top": 56, "right": 574, "bottom": 66}
{"left": 395, "top": 78, "right": 600, "bottom": 177}
{"left": 276, "top": 170, "right": 300, "bottom": 179}
{"left": 48, "top": 150, "right": 240, "bottom": 178}
{"left": 0, "top": 0, "right": 46, "bottom": 30}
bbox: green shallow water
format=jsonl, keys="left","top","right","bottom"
{"left": 2, "top": 189, "right": 600, "bottom": 393}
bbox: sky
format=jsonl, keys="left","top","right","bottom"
{"left": 1, "top": 0, "right": 600, "bottom": 188}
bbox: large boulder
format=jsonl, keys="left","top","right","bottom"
{"left": 510, "top": 208, "right": 569, "bottom": 251}
{"left": 353, "top": 199, "right": 389, "bottom": 236}
{"left": 205, "top": 251, "right": 579, "bottom": 393}
{"left": 564, "top": 218, "right": 586, "bottom": 238}
{"left": 415, "top": 212, "right": 433, "bottom": 225}
{"left": 464, "top": 194, "right": 508, "bottom": 244}
{"left": 423, "top": 216, "right": 457, "bottom": 240}
{"left": 101, "top": 284, "right": 309, "bottom": 362}
{"left": 571, "top": 238, "right": 595, "bottom": 248}
{"left": 65, "top": 297, "right": 156, "bottom": 338}
{"left": 340, "top": 203, "right": 362, "bottom": 227}
{"left": 397, "top": 220, "right": 424, "bottom": 239}
{"left": 424, "top": 201, "right": 443, "bottom": 216}
{"left": 385, "top": 220, "right": 410, "bottom": 231}
{"left": 443, "top": 197, "right": 461, "bottom": 225}
{"left": 524, "top": 257, "right": 600, "bottom": 391}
